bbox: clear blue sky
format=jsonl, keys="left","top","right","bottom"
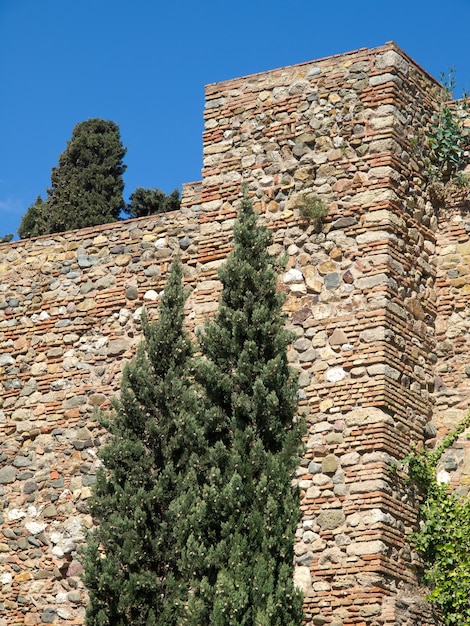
{"left": 1, "top": 0, "right": 469, "bottom": 238}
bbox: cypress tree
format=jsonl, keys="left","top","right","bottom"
{"left": 179, "top": 192, "right": 304, "bottom": 626}
{"left": 19, "top": 119, "right": 127, "bottom": 238}
{"left": 83, "top": 258, "right": 200, "bottom": 626}
{"left": 47, "top": 118, "right": 126, "bottom": 232}
{"left": 126, "top": 187, "right": 181, "bottom": 218}
{"left": 18, "top": 196, "right": 50, "bottom": 239}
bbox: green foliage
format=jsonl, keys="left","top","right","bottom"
{"left": 0, "top": 233, "right": 13, "bottom": 243}
{"left": 405, "top": 412, "right": 470, "bottom": 625}
{"left": 126, "top": 187, "right": 180, "bottom": 218}
{"left": 295, "top": 193, "right": 328, "bottom": 228}
{"left": 19, "top": 120, "right": 183, "bottom": 239}
{"left": 83, "top": 192, "right": 303, "bottom": 625}
{"left": 47, "top": 118, "right": 127, "bottom": 232}
{"left": 19, "top": 119, "right": 127, "bottom": 238}
{"left": 428, "top": 105, "right": 467, "bottom": 182}
{"left": 424, "top": 69, "right": 469, "bottom": 191}
{"left": 177, "top": 191, "right": 304, "bottom": 626}
{"left": 18, "top": 196, "right": 50, "bottom": 239}
{"left": 83, "top": 258, "right": 203, "bottom": 626}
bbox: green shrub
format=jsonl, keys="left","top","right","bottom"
{"left": 295, "top": 193, "right": 328, "bottom": 227}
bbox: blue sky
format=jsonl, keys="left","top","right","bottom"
{"left": 1, "top": 0, "right": 469, "bottom": 238}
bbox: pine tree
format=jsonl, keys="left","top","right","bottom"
{"left": 83, "top": 258, "right": 201, "bottom": 626}
{"left": 179, "top": 192, "right": 304, "bottom": 626}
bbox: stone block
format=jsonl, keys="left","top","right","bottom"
{"left": 346, "top": 540, "right": 387, "bottom": 556}
{"left": 0, "top": 466, "right": 17, "bottom": 484}
{"left": 317, "top": 509, "right": 345, "bottom": 530}
{"left": 322, "top": 454, "right": 339, "bottom": 474}
{"left": 375, "top": 49, "right": 409, "bottom": 75}
{"left": 293, "top": 566, "right": 312, "bottom": 593}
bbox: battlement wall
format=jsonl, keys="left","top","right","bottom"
{"left": 0, "top": 42, "right": 468, "bottom": 626}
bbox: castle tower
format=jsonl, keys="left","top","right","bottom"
{"left": 198, "top": 41, "right": 440, "bottom": 625}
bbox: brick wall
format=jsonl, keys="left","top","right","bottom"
{"left": 0, "top": 41, "right": 466, "bottom": 626}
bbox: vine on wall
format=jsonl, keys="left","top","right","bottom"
{"left": 405, "top": 413, "right": 470, "bottom": 625}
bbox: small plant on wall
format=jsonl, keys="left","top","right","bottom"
{"left": 428, "top": 104, "right": 467, "bottom": 183}
{"left": 295, "top": 193, "right": 328, "bottom": 230}
{"left": 413, "top": 69, "right": 470, "bottom": 206}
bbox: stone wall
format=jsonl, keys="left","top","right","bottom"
{"left": 433, "top": 205, "right": 470, "bottom": 491}
{"left": 0, "top": 212, "right": 204, "bottom": 626}
{"left": 0, "top": 41, "right": 466, "bottom": 626}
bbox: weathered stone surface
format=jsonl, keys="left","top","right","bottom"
{"left": 346, "top": 540, "right": 387, "bottom": 556}
{"left": 322, "top": 454, "right": 339, "bottom": 474}
{"left": 325, "top": 367, "right": 347, "bottom": 383}
{"left": 125, "top": 285, "right": 138, "bottom": 300}
{"left": 329, "top": 329, "right": 348, "bottom": 346}
{"left": 0, "top": 353, "right": 14, "bottom": 366}
{"left": 293, "top": 566, "right": 311, "bottom": 593}
{"left": 42, "top": 505, "right": 58, "bottom": 518}
{"left": 296, "top": 551, "right": 314, "bottom": 566}
{"left": 317, "top": 509, "right": 345, "bottom": 530}
{"left": 40, "top": 608, "right": 57, "bottom": 623}
{"left": 303, "top": 266, "right": 322, "bottom": 292}
{"left": 283, "top": 268, "right": 304, "bottom": 284}
{"left": 25, "top": 521, "right": 47, "bottom": 535}
{"left": 376, "top": 49, "right": 409, "bottom": 74}
{"left": 356, "top": 273, "right": 389, "bottom": 290}
{"left": 0, "top": 466, "right": 17, "bottom": 484}
{"left": 106, "top": 339, "right": 129, "bottom": 356}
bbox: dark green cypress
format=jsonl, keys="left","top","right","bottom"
{"left": 83, "top": 258, "right": 201, "bottom": 626}
{"left": 18, "top": 196, "right": 50, "bottom": 239}
{"left": 126, "top": 187, "right": 181, "bottom": 218}
{"left": 19, "top": 119, "right": 127, "bottom": 238}
{"left": 179, "top": 192, "right": 304, "bottom": 626}
{"left": 47, "top": 118, "right": 126, "bottom": 232}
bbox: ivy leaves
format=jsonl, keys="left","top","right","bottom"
{"left": 405, "top": 413, "right": 470, "bottom": 625}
